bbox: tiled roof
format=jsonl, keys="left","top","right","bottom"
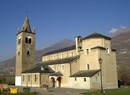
{"left": 50, "top": 71, "right": 63, "bottom": 76}
{"left": 43, "top": 45, "right": 76, "bottom": 56}
{"left": 91, "top": 46, "right": 106, "bottom": 50}
{"left": 70, "top": 70, "right": 100, "bottom": 77}
{"left": 82, "top": 32, "right": 111, "bottom": 40}
{"left": 42, "top": 55, "right": 79, "bottom": 65}
{"left": 112, "top": 49, "right": 116, "bottom": 51}
{"left": 22, "top": 64, "right": 54, "bottom": 73}
{"left": 91, "top": 46, "right": 116, "bottom": 51}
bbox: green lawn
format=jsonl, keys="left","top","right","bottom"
{"left": 82, "top": 86, "right": 130, "bottom": 95}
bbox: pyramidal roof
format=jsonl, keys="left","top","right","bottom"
{"left": 82, "top": 32, "right": 111, "bottom": 40}
{"left": 21, "top": 16, "right": 31, "bottom": 32}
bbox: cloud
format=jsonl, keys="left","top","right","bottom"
{"left": 109, "top": 26, "right": 130, "bottom": 37}
{"left": 109, "top": 28, "right": 118, "bottom": 34}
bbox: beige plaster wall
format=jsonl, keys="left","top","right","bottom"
{"left": 69, "top": 77, "right": 90, "bottom": 89}
{"left": 21, "top": 73, "right": 40, "bottom": 87}
{"left": 42, "top": 50, "right": 77, "bottom": 62}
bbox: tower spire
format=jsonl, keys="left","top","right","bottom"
{"left": 21, "top": 16, "right": 31, "bottom": 32}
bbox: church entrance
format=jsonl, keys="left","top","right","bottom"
{"left": 57, "top": 77, "right": 61, "bottom": 87}
{"left": 51, "top": 77, "right": 55, "bottom": 87}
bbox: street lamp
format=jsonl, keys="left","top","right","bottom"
{"left": 98, "top": 57, "right": 104, "bottom": 94}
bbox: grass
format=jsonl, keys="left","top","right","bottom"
{"left": 0, "top": 92, "right": 38, "bottom": 95}
{"left": 81, "top": 86, "right": 130, "bottom": 95}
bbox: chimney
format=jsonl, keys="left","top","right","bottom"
{"left": 41, "top": 66, "right": 44, "bottom": 71}
{"left": 75, "top": 36, "right": 82, "bottom": 55}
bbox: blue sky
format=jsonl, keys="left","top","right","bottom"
{"left": 0, "top": 0, "right": 130, "bottom": 61}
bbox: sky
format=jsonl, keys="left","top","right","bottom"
{"left": 0, "top": 0, "right": 130, "bottom": 61}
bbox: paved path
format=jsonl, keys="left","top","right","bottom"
{"left": 10, "top": 86, "right": 87, "bottom": 95}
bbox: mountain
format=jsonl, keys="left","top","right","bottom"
{"left": 35, "top": 39, "right": 75, "bottom": 62}
{"left": 111, "top": 28, "right": 130, "bottom": 64}
{"left": 111, "top": 28, "right": 130, "bottom": 83}
{"left": 0, "top": 39, "right": 75, "bottom": 75}
{"left": 1, "top": 30, "right": 130, "bottom": 81}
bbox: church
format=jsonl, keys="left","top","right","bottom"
{"left": 15, "top": 17, "right": 118, "bottom": 89}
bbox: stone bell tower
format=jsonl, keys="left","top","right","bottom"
{"left": 15, "top": 17, "right": 35, "bottom": 86}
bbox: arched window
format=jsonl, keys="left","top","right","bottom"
{"left": 25, "top": 37, "right": 28, "bottom": 43}
{"left": 29, "top": 38, "right": 31, "bottom": 44}
{"left": 18, "top": 51, "right": 20, "bottom": 56}
{"left": 25, "top": 36, "right": 32, "bottom": 44}
{"left": 18, "top": 38, "right": 21, "bottom": 44}
{"left": 27, "top": 51, "right": 30, "bottom": 55}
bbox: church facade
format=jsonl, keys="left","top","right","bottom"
{"left": 15, "top": 17, "right": 118, "bottom": 89}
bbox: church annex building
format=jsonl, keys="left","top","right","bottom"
{"left": 15, "top": 17, "right": 118, "bottom": 89}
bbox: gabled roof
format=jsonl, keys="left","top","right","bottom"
{"left": 82, "top": 32, "right": 111, "bottom": 40}
{"left": 43, "top": 45, "right": 76, "bottom": 56}
{"left": 21, "top": 16, "right": 32, "bottom": 32}
{"left": 42, "top": 55, "right": 79, "bottom": 65}
{"left": 70, "top": 70, "right": 100, "bottom": 77}
{"left": 22, "top": 64, "right": 54, "bottom": 73}
{"left": 50, "top": 71, "right": 63, "bottom": 76}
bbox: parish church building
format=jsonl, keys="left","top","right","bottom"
{"left": 15, "top": 17, "right": 118, "bottom": 89}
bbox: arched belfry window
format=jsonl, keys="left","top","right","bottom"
{"left": 25, "top": 37, "right": 28, "bottom": 43}
{"left": 29, "top": 38, "right": 31, "bottom": 44}
{"left": 18, "top": 37, "right": 21, "bottom": 44}
{"left": 25, "top": 36, "right": 32, "bottom": 44}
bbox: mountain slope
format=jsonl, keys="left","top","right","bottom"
{"left": 111, "top": 28, "right": 130, "bottom": 64}
{"left": 1, "top": 30, "right": 130, "bottom": 78}
{"left": 0, "top": 39, "right": 75, "bottom": 75}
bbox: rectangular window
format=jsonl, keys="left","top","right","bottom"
{"left": 86, "top": 64, "right": 90, "bottom": 70}
{"left": 61, "top": 54, "right": 63, "bottom": 58}
{"left": 28, "top": 75, "right": 30, "bottom": 81}
{"left": 53, "top": 56, "right": 55, "bottom": 60}
{"left": 71, "top": 52, "right": 74, "bottom": 56}
{"left": 61, "top": 64, "right": 64, "bottom": 71}
{"left": 23, "top": 75, "right": 24, "bottom": 82}
{"left": 34, "top": 74, "right": 37, "bottom": 82}
{"left": 86, "top": 49, "right": 89, "bottom": 54}
{"left": 84, "top": 78, "right": 86, "bottom": 82}
{"left": 75, "top": 77, "right": 77, "bottom": 81}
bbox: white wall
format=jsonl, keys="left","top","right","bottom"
{"left": 69, "top": 77, "right": 90, "bottom": 89}
{"left": 15, "top": 76, "right": 21, "bottom": 86}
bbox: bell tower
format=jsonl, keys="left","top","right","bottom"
{"left": 15, "top": 17, "right": 35, "bottom": 86}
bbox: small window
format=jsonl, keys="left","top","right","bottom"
{"left": 28, "top": 75, "right": 30, "bottom": 81}
{"left": 23, "top": 75, "right": 24, "bottom": 81}
{"left": 18, "top": 51, "right": 20, "bottom": 56}
{"left": 18, "top": 38, "right": 21, "bottom": 44}
{"left": 61, "top": 54, "right": 63, "bottom": 58}
{"left": 25, "top": 37, "right": 28, "bottom": 43}
{"left": 86, "top": 64, "right": 90, "bottom": 70}
{"left": 53, "top": 56, "right": 55, "bottom": 60}
{"left": 29, "top": 38, "right": 31, "bottom": 44}
{"left": 75, "top": 77, "right": 77, "bottom": 81}
{"left": 61, "top": 65, "right": 64, "bottom": 71}
{"left": 27, "top": 51, "right": 30, "bottom": 55}
{"left": 34, "top": 74, "right": 37, "bottom": 82}
{"left": 71, "top": 52, "right": 74, "bottom": 56}
{"left": 84, "top": 78, "right": 86, "bottom": 82}
{"left": 86, "top": 49, "right": 89, "bottom": 54}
